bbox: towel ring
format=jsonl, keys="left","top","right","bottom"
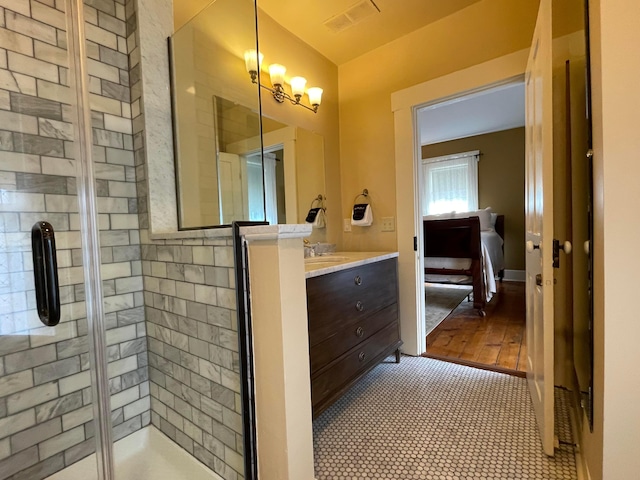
{"left": 353, "top": 188, "right": 370, "bottom": 204}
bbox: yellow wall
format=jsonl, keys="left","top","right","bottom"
{"left": 257, "top": 11, "right": 341, "bottom": 245}
{"left": 338, "top": 0, "right": 540, "bottom": 251}
{"left": 421, "top": 128, "right": 525, "bottom": 270}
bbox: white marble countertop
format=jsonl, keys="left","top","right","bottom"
{"left": 304, "top": 251, "right": 399, "bottom": 279}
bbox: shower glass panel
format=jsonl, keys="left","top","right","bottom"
{"left": 0, "top": 0, "right": 129, "bottom": 477}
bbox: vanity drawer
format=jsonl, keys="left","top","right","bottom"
{"left": 311, "top": 321, "right": 400, "bottom": 409}
{"left": 307, "top": 258, "right": 397, "bottom": 346}
{"left": 310, "top": 303, "right": 398, "bottom": 375}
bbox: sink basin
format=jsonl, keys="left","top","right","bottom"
{"left": 304, "top": 256, "right": 350, "bottom": 265}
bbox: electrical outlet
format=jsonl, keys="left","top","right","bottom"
{"left": 343, "top": 218, "right": 352, "bottom": 232}
{"left": 381, "top": 216, "right": 395, "bottom": 232}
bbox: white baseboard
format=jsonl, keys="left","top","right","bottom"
{"left": 502, "top": 269, "right": 525, "bottom": 282}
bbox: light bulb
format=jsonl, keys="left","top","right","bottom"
{"left": 269, "top": 64, "right": 286, "bottom": 86}
{"left": 244, "top": 49, "right": 263, "bottom": 73}
{"left": 307, "top": 87, "right": 323, "bottom": 106}
{"left": 290, "top": 76, "right": 307, "bottom": 98}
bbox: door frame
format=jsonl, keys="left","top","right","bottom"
{"left": 391, "top": 48, "right": 530, "bottom": 356}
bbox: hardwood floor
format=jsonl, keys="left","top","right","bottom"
{"left": 424, "top": 281, "right": 526, "bottom": 374}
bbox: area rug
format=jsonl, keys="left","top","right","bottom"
{"left": 424, "top": 283, "right": 472, "bottom": 335}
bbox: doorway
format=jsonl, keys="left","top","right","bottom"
{"left": 415, "top": 81, "right": 527, "bottom": 375}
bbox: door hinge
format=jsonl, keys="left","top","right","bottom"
{"left": 413, "top": 236, "right": 417, "bottom": 252}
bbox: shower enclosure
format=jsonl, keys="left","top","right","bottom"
{"left": 0, "top": 0, "right": 255, "bottom": 478}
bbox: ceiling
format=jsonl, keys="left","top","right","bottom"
{"left": 174, "top": 0, "right": 483, "bottom": 65}
{"left": 418, "top": 82, "right": 525, "bottom": 146}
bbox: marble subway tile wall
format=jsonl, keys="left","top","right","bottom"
{"left": 141, "top": 238, "right": 244, "bottom": 480}
{"left": 127, "top": 0, "right": 246, "bottom": 478}
{"left": 0, "top": 0, "right": 148, "bottom": 478}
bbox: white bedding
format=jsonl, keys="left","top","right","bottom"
{"left": 424, "top": 230, "right": 504, "bottom": 302}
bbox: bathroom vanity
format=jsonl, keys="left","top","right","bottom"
{"left": 305, "top": 252, "right": 402, "bottom": 417}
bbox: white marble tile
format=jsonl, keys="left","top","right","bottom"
{"left": 0, "top": 89, "right": 9, "bottom": 110}
{"left": 0, "top": 27, "right": 33, "bottom": 56}
{"left": 30, "top": 0, "right": 66, "bottom": 30}
{"left": 124, "top": 396, "right": 150, "bottom": 421}
{"left": 106, "top": 325, "right": 137, "bottom": 346}
{"left": 0, "top": 0, "right": 30, "bottom": 17}
{"left": 88, "top": 57, "right": 120, "bottom": 83}
{"left": 84, "top": 22, "right": 117, "bottom": 50}
{"left": 0, "top": 191, "right": 45, "bottom": 212}
{"left": 45, "top": 194, "right": 79, "bottom": 213}
{"left": 97, "top": 196, "right": 129, "bottom": 213}
{"left": 104, "top": 113, "right": 133, "bottom": 134}
{"left": 39, "top": 426, "right": 84, "bottom": 459}
{"left": 58, "top": 370, "right": 90, "bottom": 396}
{"left": 11, "top": 72, "right": 37, "bottom": 96}
{"left": 108, "top": 356, "right": 138, "bottom": 379}
{"left": 101, "top": 261, "right": 132, "bottom": 280}
{"left": 34, "top": 40, "right": 68, "bottom": 67}
{"left": 0, "top": 410, "right": 35, "bottom": 441}
{"left": 7, "top": 51, "right": 58, "bottom": 83}
{"left": 39, "top": 117, "right": 74, "bottom": 140}
{"left": 103, "top": 293, "right": 135, "bottom": 314}
{"left": 61, "top": 405, "right": 93, "bottom": 431}
{"left": 110, "top": 213, "right": 139, "bottom": 229}
{"left": 5, "top": 10, "right": 57, "bottom": 46}
{"left": 36, "top": 79, "right": 71, "bottom": 104}
{"left": 0, "top": 370, "right": 33, "bottom": 397}
{"left": 0, "top": 109, "right": 38, "bottom": 134}
{"left": 89, "top": 92, "right": 121, "bottom": 115}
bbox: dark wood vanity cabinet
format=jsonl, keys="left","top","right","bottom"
{"left": 306, "top": 257, "right": 402, "bottom": 418}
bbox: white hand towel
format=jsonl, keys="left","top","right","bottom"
{"left": 351, "top": 204, "right": 373, "bottom": 226}
{"left": 305, "top": 207, "right": 326, "bottom": 229}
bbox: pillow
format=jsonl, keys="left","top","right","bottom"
{"left": 423, "top": 211, "right": 456, "bottom": 221}
{"left": 490, "top": 212, "right": 498, "bottom": 228}
{"left": 455, "top": 208, "right": 493, "bottom": 230}
{"left": 475, "top": 208, "right": 493, "bottom": 231}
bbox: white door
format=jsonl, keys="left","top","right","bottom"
{"left": 525, "top": 0, "right": 555, "bottom": 456}
{"left": 218, "top": 152, "right": 245, "bottom": 223}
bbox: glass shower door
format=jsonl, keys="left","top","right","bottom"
{"left": 0, "top": 1, "right": 114, "bottom": 478}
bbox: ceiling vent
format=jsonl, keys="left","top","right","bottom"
{"left": 323, "top": 0, "right": 380, "bottom": 33}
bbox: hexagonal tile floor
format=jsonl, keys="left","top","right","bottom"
{"left": 313, "top": 356, "right": 577, "bottom": 480}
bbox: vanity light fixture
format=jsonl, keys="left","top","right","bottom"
{"left": 244, "top": 49, "right": 323, "bottom": 113}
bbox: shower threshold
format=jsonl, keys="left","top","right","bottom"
{"left": 46, "top": 426, "right": 223, "bottom": 480}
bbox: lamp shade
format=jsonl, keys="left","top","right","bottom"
{"left": 290, "top": 76, "right": 307, "bottom": 97}
{"left": 307, "top": 87, "right": 323, "bottom": 106}
{"left": 244, "top": 49, "right": 263, "bottom": 73}
{"left": 269, "top": 64, "right": 286, "bottom": 86}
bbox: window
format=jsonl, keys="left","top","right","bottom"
{"left": 421, "top": 150, "right": 479, "bottom": 215}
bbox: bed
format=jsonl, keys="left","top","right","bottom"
{"left": 423, "top": 212, "right": 505, "bottom": 316}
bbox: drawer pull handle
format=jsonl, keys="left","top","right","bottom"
{"left": 358, "top": 352, "right": 366, "bottom": 362}
{"left": 355, "top": 301, "right": 364, "bottom": 312}
{"left": 355, "top": 326, "right": 364, "bottom": 337}
{"left": 354, "top": 275, "right": 362, "bottom": 286}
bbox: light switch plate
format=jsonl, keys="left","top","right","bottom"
{"left": 343, "top": 218, "right": 352, "bottom": 232}
{"left": 381, "top": 216, "right": 395, "bottom": 232}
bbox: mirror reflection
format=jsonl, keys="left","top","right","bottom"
{"left": 170, "top": 0, "right": 326, "bottom": 229}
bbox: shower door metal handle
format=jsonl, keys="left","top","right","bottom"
{"left": 31, "top": 221, "right": 61, "bottom": 327}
